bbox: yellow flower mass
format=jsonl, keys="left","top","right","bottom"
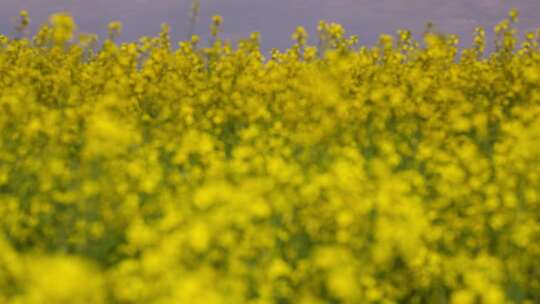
{"left": 1, "top": 9, "right": 540, "bottom": 303}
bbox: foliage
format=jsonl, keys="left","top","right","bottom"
{"left": 0, "top": 10, "right": 540, "bottom": 303}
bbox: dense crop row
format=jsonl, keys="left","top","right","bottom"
{"left": 1, "top": 10, "right": 539, "bottom": 303}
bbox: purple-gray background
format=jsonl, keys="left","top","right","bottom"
{"left": 1, "top": 0, "right": 539, "bottom": 50}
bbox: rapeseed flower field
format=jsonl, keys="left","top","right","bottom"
{"left": 0, "top": 9, "right": 539, "bottom": 303}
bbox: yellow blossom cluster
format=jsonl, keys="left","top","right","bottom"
{"left": 0, "top": 10, "right": 539, "bottom": 303}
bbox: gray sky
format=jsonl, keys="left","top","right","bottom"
{"left": 1, "top": 0, "right": 539, "bottom": 50}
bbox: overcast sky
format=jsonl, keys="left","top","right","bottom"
{"left": 1, "top": 0, "right": 539, "bottom": 50}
